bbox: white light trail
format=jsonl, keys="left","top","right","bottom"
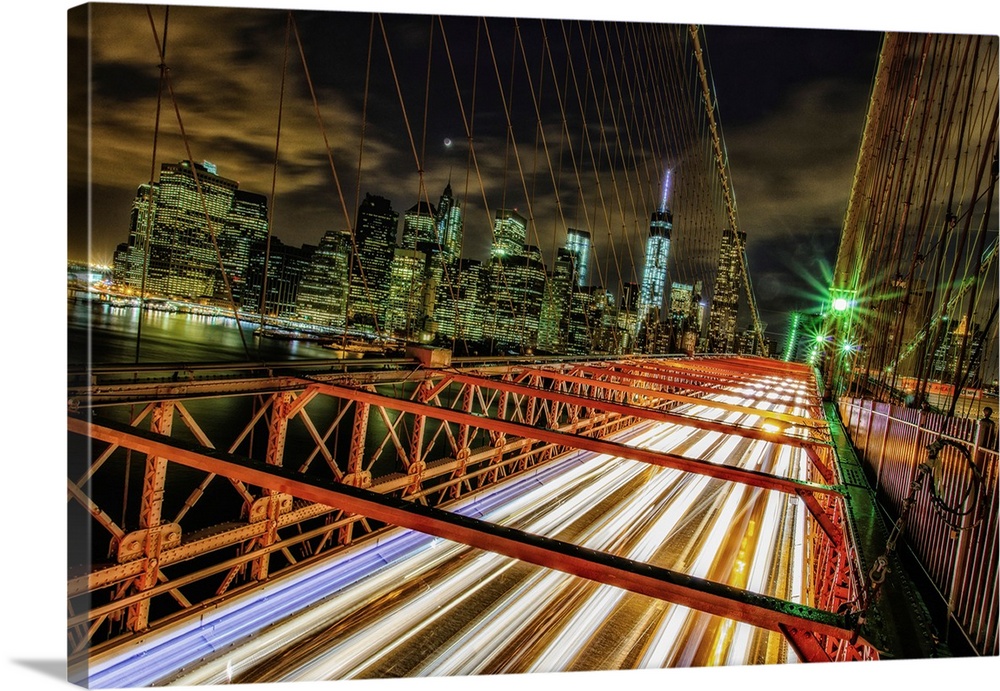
{"left": 93, "top": 385, "right": 825, "bottom": 686}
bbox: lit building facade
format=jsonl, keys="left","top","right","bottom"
{"left": 117, "top": 183, "right": 157, "bottom": 291}
{"left": 116, "top": 161, "right": 266, "bottom": 303}
{"left": 708, "top": 227, "right": 745, "bottom": 353}
{"left": 449, "top": 259, "right": 488, "bottom": 346}
{"left": 295, "top": 230, "right": 351, "bottom": 328}
{"left": 401, "top": 200, "right": 438, "bottom": 250}
{"left": 221, "top": 190, "right": 269, "bottom": 304}
{"left": 690, "top": 280, "right": 705, "bottom": 334}
{"left": 670, "top": 282, "right": 693, "bottom": 323}
{"left": 538, "top": 248, "right": 575, "bottom": 353}
{"left": 568, "top": 287, "right": 615, "bottom": 355}
{"left": 491, "top": 208, "right": 527, "bottom": 258}
{"left": 244, "top": 237, "right": 315, "bottom": 318}
{"left": 617, "top": 282, "right": 641, "bottom": 353}
{"left": 436, "top": 182, "right": 463, "bottom": 264}
{"left": 564, "top": 227, "right": 591, "bottom": 287}
{"left": 386, "top": 248, "right": 429, "bottom": 339}
{"left": 433, "top": 183, "right": 465, "bottom": 338}
{"left": 349, "top": 193, "right": 398, "bottom": 333}
{"left": 485, "top": 209, "right": 529, "bottom": 348}
{"left": 500, "top": 244, "right": 547, "bottom": 352}
{"left": 638, "top": 208, "right": 672, "bottom": 322}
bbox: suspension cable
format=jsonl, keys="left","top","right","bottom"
{"left": 146, "top": 8, "right": 253, "bottom": 361}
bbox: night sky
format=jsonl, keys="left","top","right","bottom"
{"left": 65, "top": 1, "right": 996, "bottom": 344}
{"left": 65, "top": 1, "right": 901, "bottom": 341}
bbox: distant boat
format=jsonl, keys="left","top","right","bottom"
{"left": 323, "top": 338, "right": 386, "bottom": 359}
{"left": 253, "top": 327, "right": 327, "bottom": 342}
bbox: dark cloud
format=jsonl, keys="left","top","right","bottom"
{"left": 92, "top": 61, "right": 160, "bottom": 102}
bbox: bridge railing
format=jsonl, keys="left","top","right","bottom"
{"left": 838, "top": 396, "right": 999, "bottom": 657}
{"left": 68, "top": 360, "right": 686, "bottom": 657}
{"left": 69, "top": 356, "right": 870, "bottom": 669}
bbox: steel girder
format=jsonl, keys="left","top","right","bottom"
{"left": 422, "top": 369, "right": 837, "bottom": 485}
{"left": 302, "top": 378, "right": 840, "bottom": 500}
{"left": 295, "top": 378, "right": 848, "bottom": 550}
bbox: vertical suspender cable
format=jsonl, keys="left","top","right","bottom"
{"left": 257, "top": 12, "right": 291, "bottom": 351}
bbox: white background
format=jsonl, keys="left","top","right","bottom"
{"left": 5, "top": 1, "right": 998, "bottom": 689}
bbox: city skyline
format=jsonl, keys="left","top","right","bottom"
{"left": 109, "top": 161, "right": 745, "bottom": 358}
{"left": 68, "top": 1, "right": 893, "bottom": 340}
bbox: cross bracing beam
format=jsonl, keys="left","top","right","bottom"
{"left": 294, "top": 379, "right": 844, "bottom": 525}
{"left": 573, "top": 363, "right": 804, "bottom": 408}
{"left": 425, "top": 369, "right": 836, "bottom": 485}
{"left": 513, "top": 366, "right": 826, "bottom": 430}
{"left": 69, "top": 414, "right": 870, "bottom": 658}
{"left": 591, "top": 360, "right": 822, "bottom": 411}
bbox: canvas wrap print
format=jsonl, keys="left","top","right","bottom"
{"left": 66, "top": 2, "right": 1000, "bottom": 687}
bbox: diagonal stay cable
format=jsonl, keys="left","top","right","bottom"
{"left": 146, "top": 8, "right": 252, "bottom": 360}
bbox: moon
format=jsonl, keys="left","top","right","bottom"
{"left": 443, "top": 138, "right": 453, "bottom": 147}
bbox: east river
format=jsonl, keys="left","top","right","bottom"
{"left": 68, "top": 294, "right": 341, "bottom": 367}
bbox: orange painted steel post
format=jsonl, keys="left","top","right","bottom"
{"left": 251, "top": 392, "right": 295, "bottom": 582}
{"left": 340, "top": 391, "right": 372, "bottom": 545}
{"left": 449, "top": 384, "right": 476, "bottom": 500}
{"left": 127, "top": 400, "right": 175, "bottom": 633}
{"left": 406, "top": 380, "right": 432, "bottom": 497}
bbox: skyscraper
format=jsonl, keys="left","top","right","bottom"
{"left": 670, "top": 282, "right": 694, "bottom": 322}
{"left": 507, "top": 245, "right": 548, "bottom": 351}
{"left": 349, "top": 194, "right": 398, "bottom": 332}
{"left": 118, "top": 183, "right": 157, "bottom": 291}
{"left": 690, "top": 280, "right": 705, "bottom": 334}
{"left": 432, "top": 183, "right": 465, "bottom": 339}
{"left": 491, "top": 208, "right": 527, "bottom": 258}
{"left": 436, "top": 182, "right": 463, "bottom": 263}
{"left": 485, "top": 209, "right": 529, "bottom": 349}
{"left": 538, "top": 248, "right": 575, "bottom": 353}
{"left": 222, "top": 190, "right": 269, "bottom": 304}
{"left": 568, "top": 287, "right": 614, "bottom": 355}
{"left": 117, "top": 161, "right": 266, "bottom": 302}
{"left": 386, "top": 248, "right": 429, "bottom": 339}
{"left": 400, "top": 200, "right": 438, "bottom": 250}
{"left": 449, "top": 258, "right": 487, "bottom": 346}
{"left": 617, "top": 282, "right": 641, "bottom": 353}
{"left": 244, "top": 236, "right": 315, "bottom": 318}
{"left": 295, "top": 230, "right": 352, "bottom": 328}
{"left": 564, "top": 227, "right": 591, "bottom": 287}
{"left": 638, "top": 208, "right": 672, "bottom": 322}
{"left": 708, "top": 227, "right": 745, "bottom": 353}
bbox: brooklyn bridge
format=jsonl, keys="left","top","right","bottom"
{"left": 53, "top": 4, "right": 999, "bottom": 688}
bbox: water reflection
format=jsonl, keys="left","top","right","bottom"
{"left": 68, "top": 297, "right": 337, "bottom": 365}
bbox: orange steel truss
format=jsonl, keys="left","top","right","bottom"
{"left": 67, "top": 355, "right": 879, "bottom": 664}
